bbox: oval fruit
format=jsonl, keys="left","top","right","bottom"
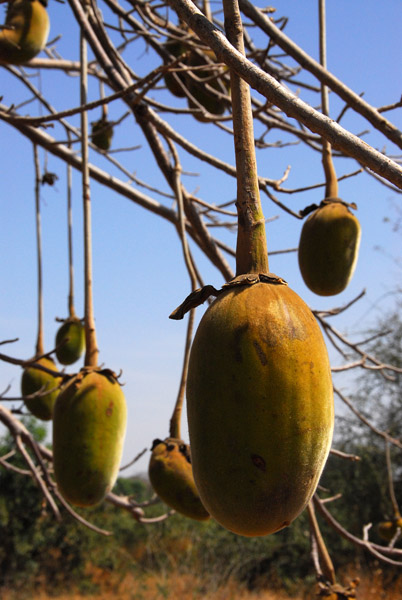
{"left": 55, "top": 318, "right": 85, "bottom": 366}
{"left": 21, "top": 356, "right": 59, "bottom": 421}
{"left": 187, "top": 50, "right": 227, "bottom": 119}
{"left": 0, "top": 0, "right": 50, "bottom": 65}
{"left": 148, "top": 437, "right": 210, "bottom": 521}
{"left": 163, "top": 39, "right": 187, "bottom": 98}
{"left": 53, "top": 369, "right": 127, "bottom": 507}
{"left": 91, "top": 117, "right": 114, "bottom": 151}
{"left": 377, "top": 518, "right": 402, "bottom": 542}
{"left": 298, "top": 199, "right": 361, "bottom": 296}
{"left": 186, "top": 281, "right": 334, "bottom": 537}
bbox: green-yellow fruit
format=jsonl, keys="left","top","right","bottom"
{"left": 298, "top": 199, "right": 361, "bottom": 296}
{"left": 53, "top": 369, "right": 127, "bottom": 507}
{"left": 148, "top": 437, "right": 210, "bottom": 521}
{"left": 187, "top": 50, "right": 227, "bottom": 119}
{"left": 186, "top": 281, "right": 334, "bottom": 537}
{"left": 55, "top": 318, "right": 85, "bottom": 366}
{"left": 163, "top": 39, "right": 187, "bottom": 98}
{"left": 21, "top": 356, "right": 59, "bottom": 421}
{"left": 0, "top": 0, "right": 50, "bottom": 65}
{"left": 377, "top": 518, "right": 402, "bottom": 542}
{"left": 91, "top": 117, "right": 114, "bottom": 151}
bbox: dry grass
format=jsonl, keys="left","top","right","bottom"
{"left": 2, "top": 569, "right": 401, "bottom": 600}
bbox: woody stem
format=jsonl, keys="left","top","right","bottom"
{"left": 319, "top": 0, "right": 338, "bottom": 198}
{"left": 33, "top": 145, "right": 44, "bottom": 357}
{"left": 80, "top": 26, "right": 99, "bottom": 367}
{"left": 222, "top": 0, "right": 269, "bottom": 276}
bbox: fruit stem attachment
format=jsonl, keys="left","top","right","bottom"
{"left": 385, "top": 440, "right": 402, "bottom": 520}
{"left": 66, "top": 158, "right": 77, "bottom": 319}
{"left": 168, "top": 140, "right": 197, "bottom": 440}
{"left": 319, "top": 0, "right": 338, "bottom": 199}
{"left": 169, "top": 308, "right": 195, "bottom": 439}
{"left": 222, "top": 0, "right": 269, "bottom": 276}
{"left": 33, "top": 144, "right": 44, "bottom": 357}
{"left": 307, "top": 500, "right": 336, "bottom": 586}
{"left": 80, "top": 24, "right": 99, "bottom": 367}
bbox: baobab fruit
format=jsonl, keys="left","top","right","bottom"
{"left": 148, "top": 438, "right": 210, "bottom": 521}
{"left": 186, "top": 280, "right": 334, "bottom": 537}
{"left": 377, "top": 517, "right": 402, "bottom": 542}
{"left": 53, "top": 368, "right": 127, "bottom": 507}
{"left": 187, "top": 50, "right": 227, "bottom": 120}
{"left": 0, "top": 0, "right": 50, "bottom": 65}
{"left": 91, "top": 117, "right": 114, "bottom": 151}
{"left": 21, "top": 356, "right": 59, "bottom": 421}
{"left": 298, "top": 199, "right": 361, "bottom": 296}
{"left": 55, "top": 318, "right": 85, "bottom": 366}
{"left": 163, "top": 39, "right": 187, "bottom": 98}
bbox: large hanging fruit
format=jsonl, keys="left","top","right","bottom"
{"left": 298, "top": 199, "right": 361, "bottom": 296}
{"left": 185, "top": 277, "right": 333, "bottom": 536}
{"left": 21, "top": 356, "right": 59, "bottom": 421}
{"left": 0, "top": 0, "right": 50, "bottom": 65}
{"left": 171, "top": 0, "right": 334, "bottom": 537}
{"left": 53, "top": 368, "right": 127, "bottom": 507}
{"left": 149, "top": 438, "right": 210, "bottom": 521}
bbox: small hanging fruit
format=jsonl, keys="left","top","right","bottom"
{"left": 21, "top": 145, "right": 60, "bottom": 421}
{"left": 298, "top": 8, "right": 361, "bottom": 298}
{"left": 55, "top": 317, "right": 85, "bottom": 365}
{"left": 298, "top": 199, "right": 361, "bottom": 296}
{"left": 53, "top": 368, "right": 127, "bottom": 507}
{"left": 0, "top": 0, "right": 50, "bottom": 65}
{"left": 21, "top": 356, "right": 59, "bottom": 421}
{"left": 149, "top": 438, "right": 210, "bottom": 521}
{"left": 377, "top": 517, "right": 402, "bottom": 542}
{"left": 149, "top": 299, "right": 209, "bottom": 521}
{"left": 186, "top": 49, "right": 228, "bottom": 120}
{"left": 163, "top": 37, "right": 188, "bottom": 98}
{"left": 91, "top": 115, "right": 114, "bottom": 151}
{"left": 52, "top": 35, "right": 127, "bottom": 507}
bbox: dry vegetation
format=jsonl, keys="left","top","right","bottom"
{"left": 2, "top": 568, "right": 402, "bottom": 600}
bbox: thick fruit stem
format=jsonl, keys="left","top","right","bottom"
{"left": 307, "top": 500, "right": 336, "bottom": 585}
{"left": 33, "top": 144, "right": 44, "bottom": 357}
{"left": 319, "top": 0, "right": 338, "bottom": 199}
{"left": 67, "top": 160, "right": 77, "bottom": 319}
{"left": 223, "top": 0, "right": 269, "bottom": 276}
{"left": 80, "top": 26, "right": 99, "bottom": 367}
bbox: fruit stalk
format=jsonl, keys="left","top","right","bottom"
{"left": 222, "top": 0, "right": 269, "bottom": 276}
{"left": 169, "top": 155, "right": 197, "bottom": 439}
{"left": 66, "top": 159, "right": 77, "bottom": 318}
{"left": 319, "top": 0, "right": 338, "bottom": 198}
{"left": 33, "top": 144, "right": 44, "bottom": 356}
{"left": 385, "top": 440, "right": 402, "bottom": 520}
{"left": 307, "top": 500, "right": 336, "bottom": 585}
{"left": 80, "top": 27, "right": 99, "bottom": 367}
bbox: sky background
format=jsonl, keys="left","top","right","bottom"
{"left": 0, "top": 0, "right": 401, "bottom": 476}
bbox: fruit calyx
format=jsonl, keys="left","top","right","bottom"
{"left": 151, "top": 437, "right": 191, "bottom": 463}
{"left": 169, "top": 272, "right": 287, "bottom": 320}
{"left": 73, "top": 365, "right": 122, "bottom": 385}
{"left": 300, "top": 197, "right": 358, "bottom": 219}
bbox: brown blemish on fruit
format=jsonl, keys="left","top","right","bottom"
{"left": 106, "top": 401, "right": 114, "bottom": 417}
{"left": 253, "top": 340, "right": 267, "bottom": 366}
{"left": 251, "top": 454, "right": 266, "bottom": 472}
{"left": 233, "top": 323, "right": 248, "bottom": 362}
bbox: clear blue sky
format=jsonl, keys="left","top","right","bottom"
{"left": 0, "top": 0, "right": 401, "bottom": 475}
